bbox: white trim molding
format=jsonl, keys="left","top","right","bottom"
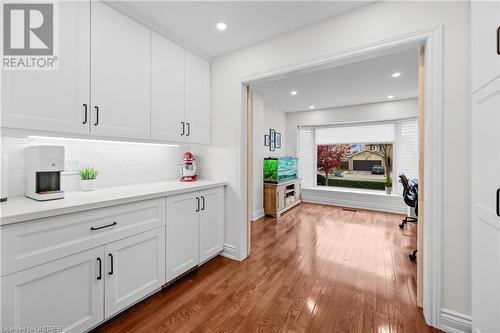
{"left": 221, "top": 243, "right": 237, "bottom": 260}
{"left": 241, "top": 26, "right": 445, "bottom": 329}
{"left": 302, "top": 187, "right": 406, "bottom": 214}
{"left": 251, "top": 209, "right": 265, "bottom": 221}
{"left": 441, "top": 309, "right": 472, "bottom": 333}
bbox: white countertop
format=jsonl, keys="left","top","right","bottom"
{"left": 0, "top": 180, "right": 227, "bottom": 225}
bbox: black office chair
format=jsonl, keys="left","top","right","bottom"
{"left": 399, "top": 174, "right": 418, "bottom": 262}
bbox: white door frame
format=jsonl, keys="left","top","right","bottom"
{"left": 239, "top": 26, "right": 444, "bottom": 328}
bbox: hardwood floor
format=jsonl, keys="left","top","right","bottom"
{"left": 93, "top": 203, "right": 439, "bottom": 333}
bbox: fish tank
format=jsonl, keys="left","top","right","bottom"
{"left": 263, "top": 157, "right": 298, "bottom": 183}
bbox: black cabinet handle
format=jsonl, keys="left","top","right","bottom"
{"left": 83, "top": 104, "right": 88, "bottom": 124}
{"left": 90, "top": 221, "right": 117, "bottom": 231}
{"left": 196, "top": 197, "right": 200, "bottom": 212}
{"left": 497, "top": 26, "right": 500, "bottom": 56}
{"left": 496, "top": 188, "right": 500, "bottom": 217}
{"left": 94, "top": 106, "right": 99, "bottom": 126}
{"left": 108, "top": 253, "right": 114, "bottom": 275}
{"left": 186, "top": 122, "right": 190, "bottom": 136}
{"left": 97, "top": 257, "right": 102, "bottom": 280}
{"left": 181, "top": 122, "right": 185, "bottom": 136}
{"left": 201, "top": 196, "right": 205, "bottom": 211}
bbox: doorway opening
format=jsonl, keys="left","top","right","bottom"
{"left": 241, "top": 28, "right": 443, "bottom": 327}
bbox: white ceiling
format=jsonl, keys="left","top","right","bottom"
{"left": 250, "top": 48, "right": 419, "bottom": 112}
{"left": 113, "top": 1, "right": 372, "bottom": 58}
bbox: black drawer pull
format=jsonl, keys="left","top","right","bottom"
{"left": 196, "top": 197, "right": 200, "bottom": 212}
{"left": 186, "top": 122, "right": 191, "bottom": 136}
{"left": 97, "top": 257, "right": 102, "bottom": 280}
{"left": 108, "top": 253, "right": 114, "bottom": 275}
{"left": 181, "top": 121, "right": 185, "bottom": 136}
{"left": 90, "top": 221, "right": 117, "bottom": 231}
{"left": 201, "top": 196, "right": 205, "bottom": 211}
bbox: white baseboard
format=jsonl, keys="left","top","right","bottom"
{"left": 301, "top": 187, "right": 406, "bottom": 214}
{"left": 440, "top": 308, "right": 472, "bottom": 333}
{"left": 220, "top": 243, "right": 237, "bottom": 260}
{"left": 251, "top": 209, "right": 265, "bottom": 221}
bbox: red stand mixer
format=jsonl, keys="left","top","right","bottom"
{"left": 179, "top": 152, "right": 197, "bottom": 182}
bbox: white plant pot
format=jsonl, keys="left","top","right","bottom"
{"left": 385, "top": 186, "right": 392, "bottom": 195}
{"left": 80, "top": 179, "right": 96, "bottom": 191}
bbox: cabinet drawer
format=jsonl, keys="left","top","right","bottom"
{"left": 1, "top": 198, "right": 165, "bottom": 277}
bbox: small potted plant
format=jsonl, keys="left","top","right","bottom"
{"left": 384, "top": 177, "right": 393, "bottom": 195}
{"left": 79, "top": 167, "right": 98, "bottom": 191}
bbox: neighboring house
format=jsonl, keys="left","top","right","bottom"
{"left": 347, "top": 150, "right": 384, "bottom": 171}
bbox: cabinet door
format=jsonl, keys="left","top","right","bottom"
{"left": 199, "top": 187, "right": 224, "bottom": 263}
{"left": 471, "top": 79, "right": 500, "bottom": 333}
{"left": 104, "top": 227, "right": 165, "bottom": 318}
{"left": 0, "top": 247, "right": 104, "bottom": 333}
{"left": 184, "top": 51, "right": 210, "bottom": 144}
{"left": 471, "top": 1, "right": 500, "bottom": 91}
{"left": 151, "top": 32, "right": 186, "bottom": 142}
{"left": 90, "top": 1, "right": 150, "bottom": 139}
{"left": 1, "top": 1, "right": 90, "bottom": 135}
{"left": 166, "top": 192, "right": 200, "bottom": 282}
{"left": 277, "top": 187, "right": 285, "bottom": 211}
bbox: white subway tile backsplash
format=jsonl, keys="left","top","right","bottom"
{"left": 1, "top": 136, "right": 186, "bottom": 198}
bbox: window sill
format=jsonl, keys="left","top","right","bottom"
{"left": 304, "top": 186, "right": 402, "bottom": 197}
{"left": 301, "top": 186, "right": 405, "bottom": 214}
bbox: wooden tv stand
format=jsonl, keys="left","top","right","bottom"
{"left": 264, "top": 178, "right": 301, "bottom": 217}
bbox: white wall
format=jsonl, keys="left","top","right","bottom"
{"left": 252, "top": 93, "right": 287, "bottom": 220}
{"left": 206, "top": 1, "right": 470, "bottom": 318}
{"left": 1, "top": 136, "right": 184, "bottom": 197}
{"left": 285, "top": 98, "right": 418, "bottom": 156}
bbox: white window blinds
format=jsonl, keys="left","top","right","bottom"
{"left": 394, "top": 119, "right": 419, "bottom": 194}
{"left": 297, "top": 127, "right": 315, "bottom": 188}
{"left": 315, "top": 123, "right": 395, "bottom": 144}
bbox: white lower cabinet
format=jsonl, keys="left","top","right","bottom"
{"left": 0, "top": 187, "right": 224, "bottom": 331}
{"left": 166, "top": 192, "right": 200, "bottom": 282}
{"left": 199, "top": 187, "right": 225, "bottom": 263}
{"left": 1, "top": 247, "right": 104, "bottom": 333}
{"left": 105, "top": 227, "right": 165, "bottom": 319}
{"left": 166, "top": 187, "right": 225, "bottom": 282}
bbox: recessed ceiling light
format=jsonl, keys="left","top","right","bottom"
{"left": 216, "top": 22, "right": 227, "bottom": 31}
{"left": 392, "top": 72, "right": 401, "bottom": 78}
{"left": 309, "top": 105, "right": 315, "bottom": 109}
{"left": 387, "top": 95, "right": 394, "bottom": 99}
{"left": 290, "top": 90, "right": 298, "bottom": 96}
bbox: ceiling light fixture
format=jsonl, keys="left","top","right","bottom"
{"left": 290, "top": 90, "right": 298, "bottom": 96}
{"left": 216, "top": 22, "right": 227, "bottom": 31}
{"left": 387, "top": 95, "right": 394, "bottom": 99}
{"left": 309, "top": 105, "right": 315, "bottom": 109}
{"left": 392, "top": 72, "right": 401, "bottom": 78}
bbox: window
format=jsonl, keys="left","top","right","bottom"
{"left": 317, "top": 143, "right": 393, "bottom": 191}
{"left": 297, "top": 119, "right": 418, "bottom": 194}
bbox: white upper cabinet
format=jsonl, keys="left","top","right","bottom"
{"left": 185, "top": 51, "right": 210, "bottom": 144}
{"left": 151, "top": 32, "right": 186, "bottom": 142}
{"left": 1, "top": 1, "right": 90, "bottom": 135}
{"left": 471, "top": 1, "right": 500, "bottom": 91}
{"left": 1, "top": 1, "right": 210, "bottom": 144}
{"left": 90, "top": 1, "right": 150, "bottom": 139}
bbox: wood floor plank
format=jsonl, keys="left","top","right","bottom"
{"left": 92, "top": 203, "right": 440, "bottom": 333}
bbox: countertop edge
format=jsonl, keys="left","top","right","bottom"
{"left": 1, "top": 181, "right": 228, "bottom": 226}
